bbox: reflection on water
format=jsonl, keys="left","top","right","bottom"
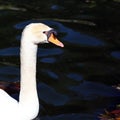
{"left": 0, "top": 66, "right": 19, "bottom": 82}
{"left": 67, "top": 73, "right": 83, "bottom": 82}
{"left": 41, "top": 69, "right": 59, "bottom": 80}
{"left": 68, "top": 81, "right": 120, "bottom": 100}
{"left": 40, "top": 57, "right": 56, "bottom": 63}
{"left": 38, "top": 82, "right": 68, "bottom": 106}
{"left": 43, "top": 21, "right": 105, "bottom": 47}
{"left": 111, "top": 51, "right": 120, "bottom": 60}
{"left": 0, "top": 47, "right": 19, "bottom": 56}
{"left": 38, "top": 48, "right": 63, "bottom": 57}
{"left": 15, "top": 20, "right": 105, "bottom": 47}
{"left": 41, "top": 113, "right": 95, "bottom": 120}
{"left": 0, "top": 19, "right": 120, "bottom": 120}
{"left": 0, "top": 20, "right": 120, "bottom": 120}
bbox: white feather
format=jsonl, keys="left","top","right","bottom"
{"left": 0, "top": 23, "right": 53, "bottom": 120}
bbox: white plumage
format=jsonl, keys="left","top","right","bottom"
{"left": 0, "top": 23, "right": 64, "bottom": 120}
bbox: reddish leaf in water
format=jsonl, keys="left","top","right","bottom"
{"left": 110, "top": 109, "right": 120, "bottom": 114}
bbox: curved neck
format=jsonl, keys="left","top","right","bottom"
{"left": 19, "top": 33, "right": 39, "bottom": 118}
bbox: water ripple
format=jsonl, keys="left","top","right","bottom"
{"left": 41, "top": 113, "right": 95, "bottom": 120}
{"left": 67, "top": 73, "right": 83, "bottom": 82}
{"left": 42, "top": 20, "right": 105, "bottom": 46}
{"left": 38, "top": 82, "right": 68, "bottom": 106}
{"left": 68, "top": 81, "right": 120, "bottom": 100}
{"left": 0, "top": 66, "right": 19, "bottom": 75}
{"left": 0, "top": 47, "right": 63, "bottom": 57}
{"left": 38, "top": 48, "right": 63, "bottom": 57}
{"left": 0, "top": 47, "right": 19, "bottom": 56}
{"left": 40, "top": 57, "right": 56, "bottom": 63}
{"left": 41, "top": 69, "right": 58, "bottom": 80}
{"left": 15, "top": 20, "right": 105, "bottom": 47}
{"left": 111, "top": 51, "right": 120, "bottom": 59}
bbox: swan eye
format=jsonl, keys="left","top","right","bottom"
{"left": 43, "top": 31, "right": 46, "bottom": 34}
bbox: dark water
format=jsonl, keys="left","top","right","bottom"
{"left": 0, "top": 1, "right": 120, "bottom": 120}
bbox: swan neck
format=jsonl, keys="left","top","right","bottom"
{"left": 19, "top": 34, "right": 39, "bottom": 118}
{"left": 20, "top": 39, "right": 37, "bottom": 90}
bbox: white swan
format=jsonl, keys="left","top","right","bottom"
{"left": 0, "top": 23, "right": 64, "bottom": 120}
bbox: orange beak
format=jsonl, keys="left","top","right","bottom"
{"left": 48, "top": 33, "right": 64, "bottom": 47}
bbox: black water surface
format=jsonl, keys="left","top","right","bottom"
{"left": 0, "top": 1, "right": 120, "bottom": 120}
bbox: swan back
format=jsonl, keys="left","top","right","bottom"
{"left": 0, "top": 89, "right": 19, "bottom": 119}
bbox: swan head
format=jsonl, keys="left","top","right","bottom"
{"left": 23, "top": 23, "right": 64, "bottom": 47}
